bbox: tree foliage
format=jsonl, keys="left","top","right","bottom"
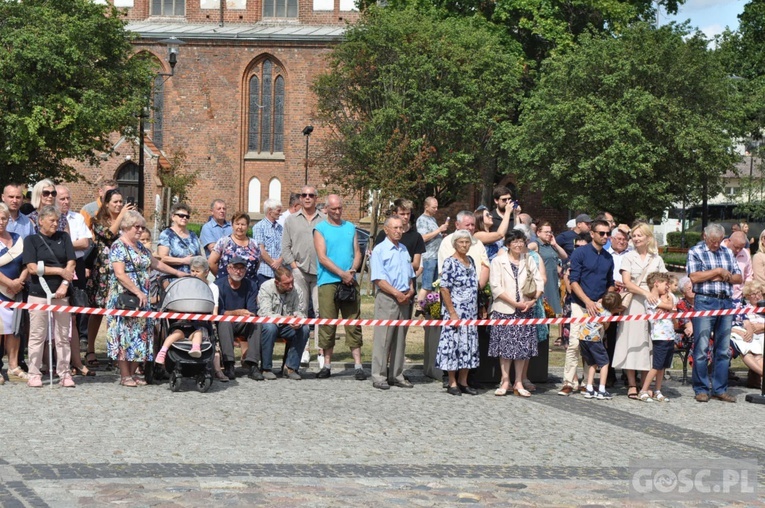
{"left": 509, "top": 23, "right": 741, "bottom": 222}
{"left": 0, "top": 0, "right": 156, "bottom": 184}
{"left": 312, "top": 6, "right": 524, "bottom": 209}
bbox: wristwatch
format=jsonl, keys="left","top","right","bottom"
{"left": 61, "top": 280, "right": 70, "bottom": 285}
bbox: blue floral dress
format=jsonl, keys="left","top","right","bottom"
{"left": 212, "top": 235, "right": 261, "bottom": 283}
{"left": 158, "top": 228, "right": 202, "bottom": 274}
{"left": 106, "top": 239, "right": 154, "bottom": 362}
{"left": 435, "top": 256, "right": 479, "bottom": 371}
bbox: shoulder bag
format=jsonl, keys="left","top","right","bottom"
{"left": 115, "top": 242, "right": 142, "bottom": 311}
{"left": 521, "top": 256, "right": 538, "bottom": 300}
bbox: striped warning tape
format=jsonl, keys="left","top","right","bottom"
{"left": 0, "top": 300, "right": 759, "bottom": 327}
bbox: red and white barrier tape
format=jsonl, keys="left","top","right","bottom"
{"left": 0, "top": 300, "right": 760, "bottom": 327}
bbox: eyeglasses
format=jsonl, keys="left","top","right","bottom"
{"left": 133, "top": 225, "right": 146, "bottom": 231}
{"left": 594, "top": 231, "right": 611, "bottom": 237}
{"left": 42, "top": 190, "right": 57, "bottom": 198}
{"left": 300, "top": 193, "right": 316, "bottom": 198}
{"left": 175, "top": 213, "right": 190, "bottom": 219}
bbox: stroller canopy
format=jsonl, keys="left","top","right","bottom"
{"left": 161, "top": 277, "right": 215, "bottom": 314}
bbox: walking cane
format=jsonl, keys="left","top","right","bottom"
{"left": 36, "top": 261, "right": 56, "bottom": 387}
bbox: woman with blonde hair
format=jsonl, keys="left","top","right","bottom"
{"left": 27, "top": 179, "right": 66, "bottom": 232}
{"left": 612, "top": 222, "right": 667, "bottom": 399}
{"left": 752, "top": 230, "right": 765, "bottom": 285}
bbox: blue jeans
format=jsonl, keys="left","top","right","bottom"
{"left": 691, "top": 294, "right": 734, "bottom": 395}
{"left": 260, "top": 323, "right": 309, "bottom": 372}
{"left": 421, "top": 258, "right": 437, "bottom": 290}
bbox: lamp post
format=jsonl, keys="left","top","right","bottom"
{"left": 138, "top": 37, "right": 184, "bottom": 212}
{"left": 302, "top": 125, "right": 313, "bottom": 185}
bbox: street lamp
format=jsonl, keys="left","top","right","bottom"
{"left": 138, "top": 38, "right": 184, "bottom": 212}
{"left": 302, "top": 125, "right": 313, "bottom": 185}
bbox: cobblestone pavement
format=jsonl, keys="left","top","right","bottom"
{"left": 2, "top": 362, "right": 765, "bottom": 506}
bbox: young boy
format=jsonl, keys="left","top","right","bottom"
{"left": 578, "top": 291, "right": 626, "bottom": 400}
{"left": 639, "top": 272, "right": 676, "bottom": 402}
{"left": 155, "top": 257, "right": 217, "bottom": 367}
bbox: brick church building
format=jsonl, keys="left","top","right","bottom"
{"left": 69, "top": 0, "right": 568, "bottom": 228}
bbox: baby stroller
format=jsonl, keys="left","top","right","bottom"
{"left": 152, "top": 277, "right": 217, "bottom": 392}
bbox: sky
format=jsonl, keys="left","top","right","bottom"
{"left": 662, "top": 0, "right": 747, "bottom": 39}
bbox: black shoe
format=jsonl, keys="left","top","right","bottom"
{"left": 248, "top": 365, "right": 264, "bottom": 381}
{"left": 458, "top": 384, "right": 478, "bottom": 395}
{"left": 224, "top": 362, "right": 236, "bottom": 380}
{"left": 354, "top": 368, "right": 367, "bottom": 381}
{"left": 446, "top": 386, "right": 462, "bottom": 396}
{"left": 372, "top": 381, "right": 390, "bottom": 390}
{"left": 316, "top": 367, "right": 331, "bottom": 379}
{"left": 392, "top": 380, "right": 414, "bottom": 389}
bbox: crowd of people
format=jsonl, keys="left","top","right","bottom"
{"left": 0, "top": 180, "right": 760, "bottom": 403}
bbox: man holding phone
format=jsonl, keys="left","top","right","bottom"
{"left": 489, "top": 186, "right": 513, "bottom": 233}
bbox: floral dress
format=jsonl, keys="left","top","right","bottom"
{"left": 212, "top": 235, "right": 261, "bottom": 283}
{"left": 86, "top": 221, "right": 118, "bottom": 307}
{"left": 106, "top": 239, "right": 154, "bottom": 361}
{"left": 158, "top": 228, "right": 202, "bottom": 274}
{"left": 435, "top": 256, "right": 479, "bottom": 371}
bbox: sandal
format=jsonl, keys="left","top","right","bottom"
{"left": 522, "top": 379, "right": 537, "bottom": 392}
{"left": 638, "top": 391, "right": 654, "bottom": 402}
{"left": 8, "top": 367, "right": 29, "bottom": 381}
{"left": 119, "top": 376, "right": 137, "bottom": 387}
{"left": 653, "top": 390, "right": 669, "bottom": 402}
{"left": 71, "top": 366, "right": 96, "bottom": 377}
{"left": 132, "top": 375, "right": 147, "bottom": 386}
{"left": 513, "top": 387, "right": 532, "bottom": 398}
{"left": 627, "top": 385, "right": 638, "bottom": 400}
{"left": 85, "top": 352, "right": 100, "bottom": 367}
{"left": 214, "top": 370, "right": 230, "bottom": 383}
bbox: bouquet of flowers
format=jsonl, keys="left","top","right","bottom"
{"left": 418, "top": 281, "right": 441, "bottom": 317}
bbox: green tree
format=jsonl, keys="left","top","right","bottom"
{"left": 509, "top": 23, "right": 741, "bottom": 222}
{"left": 0, "top": 0, "right": 156, "bottom": 184}
{"left": 312, "top": 6, "right": 524, "bottom": 211}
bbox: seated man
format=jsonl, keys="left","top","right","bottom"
{"left": 215, "top": 255, "right": 263, "bottom": 381}
{"left": 257, "top": 267, "right": 309, "bottom": 380}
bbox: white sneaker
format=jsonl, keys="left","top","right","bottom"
{"left": 317, "top": 353, "right": 325, "bottom": 370}
{"left": 301, "top": 350, "right": 310, "bottom": 366}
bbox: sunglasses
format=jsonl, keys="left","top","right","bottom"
{"left": 42, "top": 190, "right": 57, "bottom": 198}
{"left": 301, "top": 193, "right": 316, "bottom": 198}
{"left": 175, "top": 213, "right": 190, "bottom": 219}
{"left": 133, "top": 225, "right": 146, "bottom": 231}
{"left": 594, "top": 231, "right": 611, "bottom": 237}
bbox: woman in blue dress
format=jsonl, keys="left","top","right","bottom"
{"left": 436, "top": 230, "right": 480, "bottom": 396}
{"left": 0, "top": 203, "right": 28, "bottom": 383}
{"left": 157, "top": 203, "right": 203, "bottom": 276}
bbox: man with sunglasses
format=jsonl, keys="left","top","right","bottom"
{"left": 488, "top": 186, "right": 517, "bottom": 233}
{"left": 558, "top": 219, "right": 615, "bottom": 396}
{"left": 282, "top": 185, "right": 325, "bottom": 364}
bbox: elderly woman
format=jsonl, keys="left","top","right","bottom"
{"left": 84, "top": 188, "right": 134, "bottom": 367}
{"left": 730, "top": 281, "right": 765, "bottom": 388}
{"left": 26, "top": 179, "right": 66, "bottom": 232}
{"left": 107, "top": 211, "right": 187, "bottom": 387}
{"left": 22, "top": 206, "right": 76, "bottom": 387}
{"left": 612, "top": 222, "right": 667, "bottom": 400}
{"left": 753, "top": 231, "right": 765, "bottom": 286}
{"left": 157, "top": 203, "right": 203, "bottom": 275}
{"left": 208, "top": 211, "right": 261, "bottom": 284}
{"left": 474, "top": 207, "right": 512, "bottom": 261}
{"left": 0, "top": 203, "right": 29, "bottom": 383}
{"left": 489, "top": 229, "right": 544, "bottom": 397}
{"left": 435, "top": 230, "right": 480, "bottom": 396}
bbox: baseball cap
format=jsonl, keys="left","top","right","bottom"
{"left": 229, "top": 255, "right": 247, "bottom": 266}
{"left": 566, "top": 219, "right": 576, "bottom": 229}
{"left": 575, "top": 214, "right": 592, "bottom": 224}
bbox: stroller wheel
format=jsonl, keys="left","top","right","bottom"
{"left": 170, "top": 372, "right": 183, "bottom": 392}
{"left": 196, "top": 374, "right": 212, "bottom": 393}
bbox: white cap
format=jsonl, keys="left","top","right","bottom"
{"left": 566, "top": 219, "right": 576, "bottom": 229}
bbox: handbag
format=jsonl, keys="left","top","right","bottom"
{"left": 70, "top": 287, "right": 89, "bottom": 307}
{"left": 521, "top": 257, "right": 538, "bottom": 299}
{"left": 335, "top": 282, "right": 358, "bottom": 303}
{"left": 116, "top": 292, "right": 141, "bottom": 310}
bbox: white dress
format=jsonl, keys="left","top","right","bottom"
{"left": 612, "top": 251, "right": 666, "bottom": 371}
{"left": 731, "top": 309, "right": 764, "bottom": 356}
